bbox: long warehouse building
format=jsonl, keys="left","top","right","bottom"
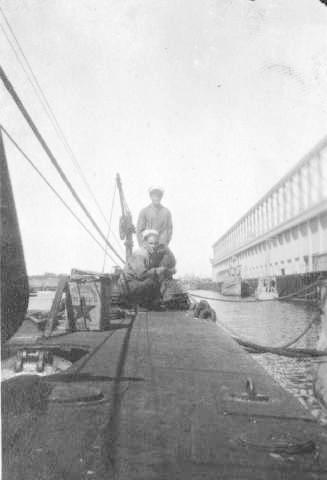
{"left": 212, "top": 136, "right": 327, "bottom": 288}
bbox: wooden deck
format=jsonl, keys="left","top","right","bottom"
{"left": 3, "top": 310, "right": 327, "bottom": 479}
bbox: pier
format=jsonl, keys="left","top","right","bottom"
{"left": 212, "top": 137, "right": 327, "bottom": 281}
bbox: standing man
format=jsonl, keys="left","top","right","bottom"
{"left": 137, "top": 186, "right": 173, "bottom": 247}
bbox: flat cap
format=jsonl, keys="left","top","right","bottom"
{"left": 148, "top": 186, "right": 164, "bottom": 195}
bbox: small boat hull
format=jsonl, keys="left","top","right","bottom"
{"left": 221, "top": 277, "right": 241, "bottom": 296}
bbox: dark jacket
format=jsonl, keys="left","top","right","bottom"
{"left": 124, "top": 246, "right": 176, "bottom": 281}
{"left": 124, "top": 247, "right": 158, "bottom": 281}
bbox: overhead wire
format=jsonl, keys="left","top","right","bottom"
{"left": 102, "top": 180, "right": 118, "bottom": 272}
{"left": 0, "top": 124, "right": 118, "bottom": 265}
{"left": 0, "top": 7, "right": 124, "bottom": 255}
{"left": 0, "top": 64, "right": 125, "bottom": 264}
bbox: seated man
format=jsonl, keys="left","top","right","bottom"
{"left": 119, "top": 229, "right": 175, "bottom": 307}
{"left": 152, "top": 243, "right": 176, "bottom": 274}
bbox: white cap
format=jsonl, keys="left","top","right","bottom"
{"left": 148, "top": 186, "right": 164, "bottom": 196}
{"left": 142, "top": 229, "right": 159, "bottom": 240}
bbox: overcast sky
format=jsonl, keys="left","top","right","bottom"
{"left": 1, "top": 0, "right": 327, "bottom": 276}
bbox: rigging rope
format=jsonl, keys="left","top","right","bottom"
{"left": 102, "top": 180, "right": 118, "bottom": 272}
{"left": 191, "top": 283, "right": 326, "bottom": 357}
{"left": 188, "top": 278, "right": 321, "bottom": 303}
{"left": 277, "top": 310, "right": 321, "bottom": 349}
{"left": 193, "top": 299, "right": 326, "bottom": 357}
{"left": 0, "top": 125, "right": 117, "bottom": 265}
{"left": 237, "top": 338, "right": 327, "bottom": 358}
{"left": 222, "top": 317, "right": 324, "bottom": 356}
{"left": 0, "top": 7, "right": 123, "bottom": 254}
{"left": 0, "top": 65, "right": 125, "bottom": 265}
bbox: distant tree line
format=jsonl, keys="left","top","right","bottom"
{"left": 29, "top": 273, "right": 66, "bottom": 291}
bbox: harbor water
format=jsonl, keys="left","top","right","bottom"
{"left": 28, "top": 290, "right": 55, "bottom": 311}
{"left": 192, "top": 290, "right": 327, "bottom": 426}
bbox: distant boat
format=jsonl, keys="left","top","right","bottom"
{"left": 221, "top": 263, "right": 250, "bottom": 297}
{"left": 255, "top": 277, "right": 278, "bottom": 300}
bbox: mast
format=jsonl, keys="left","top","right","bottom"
{"left": 116, "top": 173, "right": 135, "bottom": 261}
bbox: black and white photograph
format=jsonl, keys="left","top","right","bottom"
{"left": 1, "top": 1, "right": 327, "bottom": 478}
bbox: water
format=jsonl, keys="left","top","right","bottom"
{"left": 192, "top": 289, "right": 327, "bottom": 426}
{"left": 28, "top": 290, "right": 55, "bottom": 311}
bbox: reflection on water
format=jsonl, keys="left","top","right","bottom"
{"left": 193, "top": 290, "right": 327, "bottom": 425}
{"left": 28, "top": 290, "right": 55, "bottom": 311}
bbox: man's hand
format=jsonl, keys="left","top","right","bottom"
{"left": 155, "top": 266, "right": 168, "bottom": 276}
{"left": 147, "top": 267, "right": 166, "bottom": 278}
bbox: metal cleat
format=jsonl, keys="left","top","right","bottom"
{"left": 224, "top": 377, "right": 269, "bottom": 403}
{"left": 245, "top": 377, "right": 257, "bottom": 400}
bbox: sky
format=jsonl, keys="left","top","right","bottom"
{"left": 1, "top": 0, "right": 327, "bottom": 277}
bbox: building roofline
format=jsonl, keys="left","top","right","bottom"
{"left": 212, "top": 198, "right": 327, "bottom": 265}
{"left": 212, "top": 134, "right": 327, "bottom": 248}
